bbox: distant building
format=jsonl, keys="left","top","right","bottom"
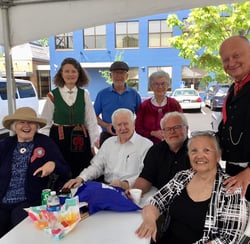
{"left": 0, "top": 42, "right": 50, "bottom": 98}
{"left": 49, "top": 10, "right": 206, "bottom": 101}
{"left": 1, "top": 10, "right": 207, "bottom": 100}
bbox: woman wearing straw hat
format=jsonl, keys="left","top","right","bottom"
{"left": 0, "top": 107, "right": 70, "bottom": 238}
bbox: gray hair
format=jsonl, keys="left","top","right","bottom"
{"left": 160, "top": 111, "right": 188, "bottom": 129}
{"left": 149, "top": 70, "right": 171, "bottom": 88}
{"left": 10, "top": 121, "right": 40, "bottom": 132}
{"left": 187, "top": 131, "right": 221, "bottom": 156}
{"left": 111, "top": 108, "right": 135, "bottom": 126}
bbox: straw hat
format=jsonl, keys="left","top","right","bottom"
{"left": 2, "top": 107, "right": 47, "bottom": 130}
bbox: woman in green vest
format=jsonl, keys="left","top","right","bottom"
{"left": 40, "top": 58, "right": 100, "bottom": 178}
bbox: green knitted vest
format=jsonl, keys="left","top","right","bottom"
{"left": 52, "top": 88, "right": 85, "bottom": 125}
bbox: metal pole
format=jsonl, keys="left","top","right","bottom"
{"left": 1, "top": 4, "right": 16, "bottom": 115}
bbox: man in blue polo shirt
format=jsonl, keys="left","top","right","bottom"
{"left": 94, "top": 61, "right": 141, "bottom": 146}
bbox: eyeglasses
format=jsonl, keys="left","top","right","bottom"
{"left": 162, "top": 124, "right": 185, "bottom": 133}
{"left": 152, "top": 82, "right": 167, "bottom": 87}
{"left": 190, "top": 130, "right": 216, "bottom": 137}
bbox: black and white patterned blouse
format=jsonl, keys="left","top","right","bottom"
{"left": 149, "top": 167, "right": 248, "bottom": 244}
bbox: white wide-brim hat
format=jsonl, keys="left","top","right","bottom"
{"left": 2, "top": 107, "right": 47, "bottom": 130}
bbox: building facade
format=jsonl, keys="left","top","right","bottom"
{"left": 49, "top": 10, "right": 205, "bottom": 101}
{"left": 0, "top": 42, "right": 50, "bottom": 98}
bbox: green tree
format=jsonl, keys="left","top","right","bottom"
{"left": 38, "top": 38, "right": 49, "bottom": 47}
{"left": 99, "top": 51, "right": 124, "bottom": 84}
{"left": 166, "top": 2, "right": 250, "bottom": 84}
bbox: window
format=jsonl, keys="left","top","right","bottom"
{"left": 148, "top": 20, "right": 172, "bottom": 48}
{"left": 148, "top": 66, "right": 172, "bottom": 92}
{"left": 16, "top": 82, "right": 36, "bottom": 98}
{"left": 55, "top": 32, "right": 73, "bottom": 49}
{"left": 182, "top": 66, "right": 206, "bottom": 90}
{"left": 84, "top": 25, "right": 106, "bottom": 49}
{"left": 0, "top": 82, "right": 8, "bottom": 100}
{"left": 37, "top": 70, "right": 51, "bottom": 98}
{"left": 127, "top": 67, "right": 139, "bottom": 91}
{"left": 115, "top": 21, "right": 139, "bottom": 48}
{"left": 0, "top": 82, "right": 18, "bottom": 100}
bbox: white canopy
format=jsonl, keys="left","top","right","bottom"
{"left": 0, "top": 0, "right": 243, "bottom": 115}
{"left": 0, "top": 0, "right": 244, "bottom": 47}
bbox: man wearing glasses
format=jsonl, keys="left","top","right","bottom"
{"left": 132, "top": 111, "right": 190, "bottom": 194}
{"left": 131, "top": 111, "right": 190, "bottom": 243}
{"left": 94, "top": 61, "right": 141, "bottom": 146}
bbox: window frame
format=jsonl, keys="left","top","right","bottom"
{"left": 115, "top": 21, "right": 139, "bottom": 48}
{"left": 148, "top": 19, "right": 173, "bottom": 48}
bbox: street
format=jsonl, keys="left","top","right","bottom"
{"left": 184, "top": 106, "right": 225, "bottom": 168}
{"left": 184, "top": 106, "right": 216, "bottom": 133}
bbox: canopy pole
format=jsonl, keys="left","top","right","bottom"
{"left": 1, "top": 4, "right": 16, "bottom": 115}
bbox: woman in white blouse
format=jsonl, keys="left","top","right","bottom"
{"left": 40, "top": 57, "right": 99, "bottom": 178}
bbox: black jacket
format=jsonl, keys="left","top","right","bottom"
{"left": 0, "top": 133, "right": 70, "bottom": 206}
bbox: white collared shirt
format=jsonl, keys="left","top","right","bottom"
{"left": 151, "top": 96, "right": 167, "bottom": 106}
{"left": 79, "top": 132, "right": 153, "bottom": 187}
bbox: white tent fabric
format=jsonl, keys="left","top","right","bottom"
{"left": 0, "top": 0, "right": 243, "bottom": 115}
{"left": 0, "top": 0, "right": 244, "bottom": 47}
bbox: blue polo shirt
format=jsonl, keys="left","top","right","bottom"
{"left": 94, "top": 85, "right": 141, "bottom": 131}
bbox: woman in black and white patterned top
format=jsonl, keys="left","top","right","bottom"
{"left": 136, "top": 131, "right": 248, "bottom": 244}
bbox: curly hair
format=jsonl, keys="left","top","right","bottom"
{"left": 53, "top": 57, "right": 89, "bottom": 87}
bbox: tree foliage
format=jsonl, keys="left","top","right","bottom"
{"left": 166, "top": 2, "right": 250, "bottom": 83}
{"left": 37, "top": 38, "right": 49, "bottom": 47}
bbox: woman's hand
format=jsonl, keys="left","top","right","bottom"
{"left": 136, "top": 217, "right": 157, "bottom": 241}
{"left": 33, "top": 161, "right": 55, "bottom": 177}
{"left": 136, "top": 205, "right": 160, "bottom": 242}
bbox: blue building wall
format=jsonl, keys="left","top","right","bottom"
{"left": 49, "top": 10, "right": 191, "bottom": 101}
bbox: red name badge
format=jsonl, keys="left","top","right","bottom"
{"left": 30, "top": 147, "right": 45, "bottom": 163}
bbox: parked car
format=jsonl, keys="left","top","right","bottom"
{"left": 204, "top": 84, "right": 230, "bottom": 111}
{"left": 171, "top": 88, "right": 202, "bottom": 111}
{"left": 0, "top": 78, "right": 39, "bottom": 137}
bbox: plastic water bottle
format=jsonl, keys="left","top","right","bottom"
{"left": 46, "top": 191, "right": 60, "bottom": 230}
{"left": 47, "top": 191, "right": 60, "bottom": 211}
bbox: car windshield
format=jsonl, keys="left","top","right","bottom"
{"left": 174, "top": 90, "right": 198, "bottom": 96}
{"left": 215, "top": 87, "right": 229, "bottom": 96}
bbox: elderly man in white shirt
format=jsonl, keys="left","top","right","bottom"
{"left": 63, "top": 108, "right": 153, "bottom": 190}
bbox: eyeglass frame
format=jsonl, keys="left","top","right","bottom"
{"left": 162, "top": 124, "right": 186, "bottom": 133}
{"left": 152, "top": 82, "right": 168, "bottom": 88}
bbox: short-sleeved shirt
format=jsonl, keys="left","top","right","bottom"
{"left": 94, "top": 85, "right": 141, "bottom": 131}
{"left": 139, "top": 140, "right": 190, "bottom": 189}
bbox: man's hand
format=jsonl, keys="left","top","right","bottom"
{"left": 150, "top": 130, "right": 164, "bottom": 141}
{"left": 62, "top": 177, "right": 84, "bottom": 189}
{"left": 224, "top": 167, "right": 250, "bottom": 196}
{"left": 106, "top": 124, "right": 116, "bottom": 136}
{"left": 110, "top": 180, "right": 129, "bottom": 190}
